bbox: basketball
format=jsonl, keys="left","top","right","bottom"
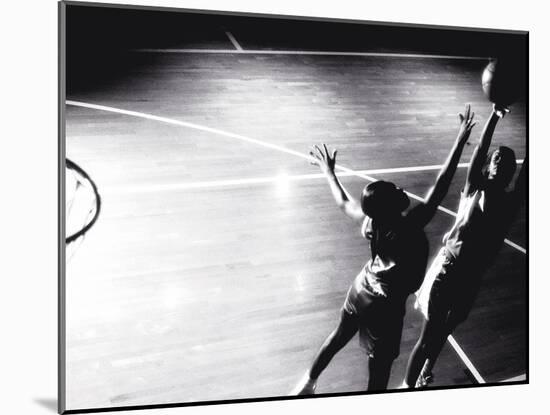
{"left": 481, "top": 59, "right": 522, "bottom": 106}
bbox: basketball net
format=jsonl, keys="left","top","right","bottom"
{"left": 65, "top": 158, "right": 101, "bottom": 261}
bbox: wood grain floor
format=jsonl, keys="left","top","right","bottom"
{"left": 64, "top": 42, "right": 526, "bottom": 410}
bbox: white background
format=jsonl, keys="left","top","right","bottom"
{"left": 0, "top": 0, "right": 546, "bottom": 413}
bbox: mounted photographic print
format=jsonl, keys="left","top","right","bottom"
{"left": 59, "top": 1, "right": 528, "bottom": 413}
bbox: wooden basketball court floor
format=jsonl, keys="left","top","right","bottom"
{"left": 63, "top": 24, "right": 527, "bottom": 411}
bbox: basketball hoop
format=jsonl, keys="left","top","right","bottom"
{"left": 65, "top": 158, "right": 101, "bottom": 255}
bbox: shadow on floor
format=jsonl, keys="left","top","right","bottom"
{"left": 34, "top": 398, "right": 57, "bottom": 412}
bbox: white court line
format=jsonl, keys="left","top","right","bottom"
{"left": 66, "top": 99, "right": 527, "bottom": 383}
{"left": 354, "top": 159, "right": 523, "bottom": 174}
{"left": 131, "top": 48, "right": 490, "bottom": 61}
{"left": 447, "top": 335, "right": 486, "bottom": 383}
{"left": 66, "top": 100, "right": 525, "bottom": 254}
{"left": 101, "top": 161, "right": 524, "bottom": 194}
{"left": 224, "top": 31, "right": 243, "bottom": 51}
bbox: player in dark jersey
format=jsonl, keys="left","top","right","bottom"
{"left": 291, "top": 105, "right": 477, "bottom": 394}
{"left": 403, "top": 105, "right": 527, "bottom": 388}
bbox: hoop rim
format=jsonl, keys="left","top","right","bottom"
{"left": 65, "top": 158, "right": 101, "bottom": 244}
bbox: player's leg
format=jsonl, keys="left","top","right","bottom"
{"left": 403, "top": 313, "right": 448, "bottom": 387}
{"left": 309, "top": 309, "right": 359, "bottom": 379}
{"left": 420, "top": 285, "right": 479, "bottom": 386}
{"left": 404, "top": 319, "right": 430, "bottom": 387}
{"left": 408, "top": 277, "right": 479, "bottom": 387}
{"left": 367, "top": 354, "right": 395, "bottom": 390}
{"left": 415, "top": 273, "right": 482, "bottom": 386}
{"left": 414, "top": 321, "right": 451, "bottom": 387}
{"left": 292, "top": 309, "right": 359, "bottom": 395}
{"left": 404, "top": 273, "right": 452, "bottom": 387}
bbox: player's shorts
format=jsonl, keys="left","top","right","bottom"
{"left": 343, "top": 269, "right": 405, "bottom": 360}
{"left": 417, "top": 248, "right": 482, "bottom": 329}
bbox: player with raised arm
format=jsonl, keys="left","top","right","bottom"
{"left": 403, "top": 104, "right": 527, "bottom": 388}
{"left": 291, "top": 105, "right": 476, "bottom": 394}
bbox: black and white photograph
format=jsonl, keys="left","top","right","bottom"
{"left": 59, "top": 1, "right": 528, "bottom": 413}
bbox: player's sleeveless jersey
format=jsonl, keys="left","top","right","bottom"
{"left": 358, "top": 209, "right": 428, "bottom": 300}
{"left": 343, "top": 206, "right": 429, "bottom": 358}
{"left": 443, "top": 188, "right": 510, "bottom": 269}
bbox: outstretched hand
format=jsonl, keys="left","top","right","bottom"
{"left": 309, "top": 144, "right": 337, "bottom": 175}
{"left": 457, "top": 104, "right": 476, "bottom": 145}
{"left": 493, "top": 103, "right": 510, "bottom": 119}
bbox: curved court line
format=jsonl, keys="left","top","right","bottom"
{"left": 66, "top": 99, "right": 526, "bottom": 385}
{"left": 131, "top": 48, "right": 490, "bottom": 61}
{"left": 66, "top": 100, "right": 525, "bottom": 254}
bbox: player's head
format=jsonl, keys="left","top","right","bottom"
{"left": 361, "top": 180, "right": 410, "bottom": 220}
{"left": 486, "top": 146, "right": 517, "bottom": 188}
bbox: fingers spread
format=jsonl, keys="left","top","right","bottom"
{"left": 311, "top": 143, "right": 337, "bottom": 164}
{"left": 314, "top": 145, "right": 325, "bottom": 160}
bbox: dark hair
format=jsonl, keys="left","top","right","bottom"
{"left": 361, "top": 181, "right": 410, "bottom": 219}
{"left": 485, "top": 146, "right": 517, "bottom": 188}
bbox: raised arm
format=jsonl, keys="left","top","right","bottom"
{"left": 416, "top": 105, "right": 476, "bottom": 227}
{"left": 464, "top": 105, "right": 507, "bottom": 195}
{"left": 509, "top": 154, "right": 527, "bottom": 215}
{"left": 309, "top": 144, "right": 366, "bottom": 223}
